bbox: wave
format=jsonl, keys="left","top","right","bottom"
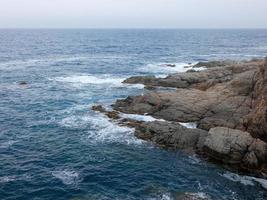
{"left": 0, "top": 140, "right": 17, "bottom": 149}
{"left": 221, "top": 172, "right": 267, "bottom": 190}
{"left": 0, "top": 55, "right": 130, "bottom": 71}
{"left": 137, "top": 62, "right": 201, "bottom": 75}
{"left": 51, "top": 74, "right": 144, "bottom": 89}
{"left": 0, "top": 176, "right": 16, "bottom": 184}
{"left": 59, "top": 112, "right": 143, "bottom": 145}
{"left": 86, "top": 114, "right": 143, "bottom": 145}
{"left": 52, "top": 169, "right": 80, "bottom": 185}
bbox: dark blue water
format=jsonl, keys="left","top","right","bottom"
{"left": 1, "top": 29, "right": 267, "bottom": 200}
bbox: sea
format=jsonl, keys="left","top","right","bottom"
{"left": 1, "top": 29, "right": 267, "bottom": 200}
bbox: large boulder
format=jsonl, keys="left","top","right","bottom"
{"left": 203, "top": 127, "right": 267, "bottom": 172}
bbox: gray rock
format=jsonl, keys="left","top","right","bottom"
{"left": 135, "top": 121, "right": 208, "bottom": 151}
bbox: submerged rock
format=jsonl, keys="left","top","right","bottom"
{"left": 175, "top": 192, "right": 211, "bottom": 200}
{"left": 18, "top": 81, "right": 27, "bottom": 85}
{"left": 91, "top": 105, "right": 106, "bottom": 113}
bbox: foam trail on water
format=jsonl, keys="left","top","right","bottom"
{"left": 52, "top": 74, "right": 144, "bottom": 89}
{"left": 0, "top": 140, "right": 17, "bottom": 149}
{"left": 52, "top": 169, "right": 80, "bottom": 185}
{"left": 221, "top": 172, "right": 267, "bottom": 189}
{"left": 138, "top": 62, "right": 202, "bottom": 75}
{"left": 0, "top": 176, "right": 16, "bottom": 183}
{"left": 59, "top": 112, "right": 143, "bottom": 145}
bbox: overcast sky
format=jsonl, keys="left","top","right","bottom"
{"left": 0, "top": 0, "right": 266, "bottom": 28}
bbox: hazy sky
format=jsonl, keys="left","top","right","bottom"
{"left": 0, "top": 0, "right": 267, "bottom": 28}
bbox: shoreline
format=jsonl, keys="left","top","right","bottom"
{"left": 92, "top": 57, "right": 267, "bottom": 182}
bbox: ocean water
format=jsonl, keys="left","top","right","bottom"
{"left": 0, "top": 29, "right": 267, "bottom": 200}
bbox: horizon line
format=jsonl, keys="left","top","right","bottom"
{"left": 0, "top": 27, "right": 267, "bottom": 30}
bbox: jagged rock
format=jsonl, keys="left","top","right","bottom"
{"left": 110, "top": 57, "right": 267, "bottom": 175}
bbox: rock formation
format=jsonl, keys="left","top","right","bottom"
{"left": 93, "top": 57, "right": 267, "bottom": 178}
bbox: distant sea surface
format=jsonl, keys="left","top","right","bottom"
{"left": 1, "top": 29, "right": 267, "bottom": 200}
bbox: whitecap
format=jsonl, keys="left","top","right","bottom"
{"left": 221, "top": 172, "right": 255, "bottom": 186}
{"left": 147, "top": 193, "right": 173, "bottom": 200}
{"left": 60, "top": 112, "right": 143, "bottom": 145}
{"left": 86, "top": 114, "right": 143, "bottom": 145}
{"left": 0, "top": 176, "right": 16, "bottom": 184}
{"left": 0, "top": 140, "right": 17, "bottom": 149}
{"left": 137, "top": 62, "right": 199, "bottom": 75}
{"left": 51, "top": 74, "right": 144, "bottom": 89}
{"left": 221, "top": 172, "right": 267, "bottom": 189}
{"left": 179, "top": 122, "right": 197, "bottom": 129}
{"left": 59, "top": 115, "right": 92, "bottom": 129}
{"left": 0, "top": 55, "right": 130, "bottom": 70}
{"left": 52, "top": 169, "right": 80, "bottom": 185}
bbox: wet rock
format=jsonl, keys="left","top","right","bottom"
{"left": 18, "top": 81, "right": 27, "bottom": 85}
{"left": 106, "top": 111, "right": 120, "bottom": 120}
{"left": 91, "top": 105, "right": 106, "bottom": 113}
{"left": 165, "top": 64, "right": 176, "bottom": 67}
{"left": 186, "top": 69, "right": 196, "bottom": 73}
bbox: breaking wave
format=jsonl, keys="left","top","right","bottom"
{"left": 52, "top": 169, "right": 80, "bottom": 185}
{"left": 137, "top": 62, "right": 203, "bottom": 75}
{"left": 59, "top": 112, "right": 143, "bottom": 145}
{"left": 52, "top": 74, "right": 144, "bottom": 89}
{"left": 221, "top": 172, "right": 267, "bottom": 190}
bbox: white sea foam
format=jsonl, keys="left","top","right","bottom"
{"left": 0, "top": 140, "right": 17, "bottom": 149}
{"left": 179, "top": 122, "right": 197, "bottom": 129}
{"left": 0, "top": 55, "right": 129, "bottom": 71}
{"left": 52, "top": 74, "right": 144, "bottom": 89}
{"left": 138, "top": 62, "right": 202, "bottom": 75}
{"left": 86, "top": 114, "right": 143, "bottom": 145}
{"left": 52, "top": 169, "right": 80, "bottom": 185}
{"left": 0, "top": 176, "right": 16, "bottom": 183}
{"left": 221, "top": 172, "right": 267, "bottom": 189}
{"left": 147, "top": 193, "right": 173, "bottom": 200}
{"left": 60, "top": 112, "right": 143, "bottom": 145}
{"left": 119, "top": 113, "right": 165, "bottom": 122}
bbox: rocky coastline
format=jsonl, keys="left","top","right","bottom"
{"left": 92, "top": 57, "right": 267, "bottom": 181}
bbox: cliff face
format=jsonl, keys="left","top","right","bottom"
{"left": 244, "top": 58, "right": 267, "bottom": 142}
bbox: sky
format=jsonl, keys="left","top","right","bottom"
{"left": 0, "top": 0, "right": 267, "bottom": 28}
